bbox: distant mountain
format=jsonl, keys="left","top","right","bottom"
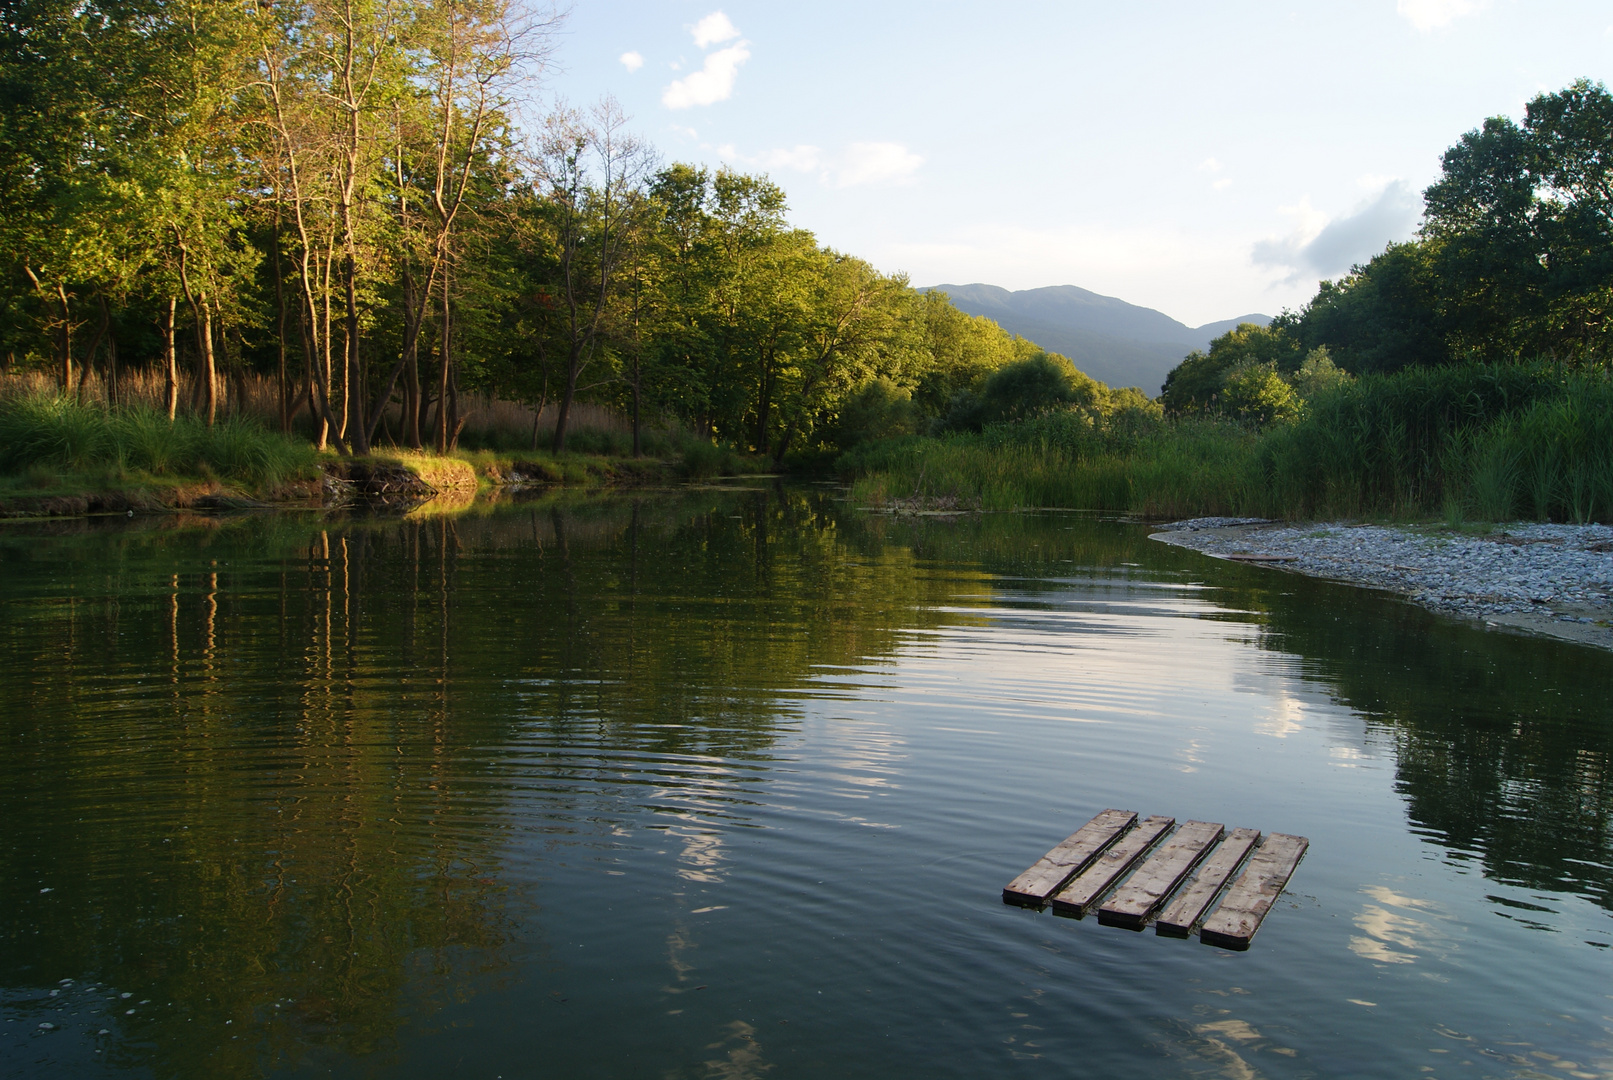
{"left": 919, "top": 283, "right": 1271, "bottom": 395}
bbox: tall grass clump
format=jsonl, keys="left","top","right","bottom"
{"left": 1255, "top": 362, "right": 1613, "bottom": 521}
{"left": 0, "top": 392, "right": 317, "bottom": 488}
{"left": 1254, "top": 362, "right": 1575, "bottom": 518}
{"left": 1460, "top": 383, "right": 1613, "bottom": 522}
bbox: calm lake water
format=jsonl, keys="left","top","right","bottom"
{"left": 2, "top": 485, "right": 1610, "bottom": 1079}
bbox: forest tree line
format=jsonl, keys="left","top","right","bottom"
{"left": 0, "top": 0, "right": 1096, "bottom": 461}
{"left": 1163, "top": 79, "right": 1613, "bottom": 424}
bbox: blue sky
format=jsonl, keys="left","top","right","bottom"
{"left": 542, "top": 1, "right": 1613, "bottom": 326}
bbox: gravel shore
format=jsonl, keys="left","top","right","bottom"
{"left": 1150, "top": 517, "right": 1613, "bottom": 650}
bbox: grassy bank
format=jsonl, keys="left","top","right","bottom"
{"left": 0, "top": 392, "right": 321, "bottom": 511}
{"left": 0, "top": 390, "right": 766, "bottom": 516}
{"left": 841, "top": 363, "right": 1613, "bottom": 523}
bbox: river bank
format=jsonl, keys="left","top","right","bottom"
{"left": 0, "top": 450, "right": 679, "bottom": 519}
{"left": 1151, "top": 516, "right": 1613, "bottom": 650}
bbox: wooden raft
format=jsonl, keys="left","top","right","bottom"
{"left": 1003, "top": 810, "right": 1307, "bottom": 951}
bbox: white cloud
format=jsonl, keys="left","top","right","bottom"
{"left": 619, "top": 51, "right": 644, "bottom": 73}
{"left": 756, "top": 145, "right": 823, "bottom": 172}
{"left": 691, "top": 11, "right": 741, "bottom": 48}
{"left": 1252, "top": 182, "right": 1419, "bottom": 280}
{"left": 713, "top": 140, "right": 922, "bottom": 187}
{"left": 662, "top": 42, "right": 751, "bottom": 108}
{"left": 833, "top": 142, "right": 923, "bottom": 188}
{"left": 1213, "top": 178, "right": 1233, "bottom": 191}
{"left": 1198, "top": 157, "right": 1222, "bottom": 173}
{"left": 1396, "top": 0, "right": 1481, "bottom": 31}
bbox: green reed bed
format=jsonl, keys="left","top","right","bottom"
{"left": 842, "top": 413, "right": 1264, "bottom": 518}
{"left": 1257, "top": 363, "right": 1613, "bottom": 522}
{"left": 0, "top": 392, "right": 319, "bottom": 490}
{"left": 841, "top": 363, "right": 1613, "bottom": 523}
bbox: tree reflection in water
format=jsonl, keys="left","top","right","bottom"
{"left": 0, "top": 488, "right": 1609, "bottom": 1078}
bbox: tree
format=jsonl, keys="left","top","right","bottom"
{"left": 771, "top": 252, "right": 911, "bottom": 462}
{"left": 1296, "top": 243, "right": 1446, "bottom": 373}
{"left": 1161, "top": 322, "right": 1302, "bottom": 414}
{"left": 976, "top": 351, "right": 1098, "bottom": 425}
{"left": 527, "top": 98, "right": 652, "bottom": 453}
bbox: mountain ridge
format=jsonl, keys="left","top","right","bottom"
{"left": 919, "top": 283, "right": 1271, "bottom": 395}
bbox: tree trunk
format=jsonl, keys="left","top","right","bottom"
{"left": 345, "top": 253, "right": 367, "bottom": 454}
{"left": 436, "top": 270, "right": 451, "bottom": 454}
{"left": 101, "top": 294, "right": 118, "bottom": 407}
{"left": 55, "top": 283, "right": 72, "bottom": 395}
{"left": 630, "top": 364, "right": 642, "bottom": 457}
{"left": 552, "top": 344, "right": 581, "bottom": 453}
{"left": 274, "top": 213, "right": 290, "bottom": 433}
{"left": 201, "top": 301, "right": 217, "bottom": 427}
{"left": 78, "top": 293, "right": 109, "bottom": 402}
{"left": 754, "top": 373, "right": 772, "bottom": 457}
{"left": 403, "top": 271, "right": 422, "bottom": 449}
{"left": 163, "top": 299, "right": 178, "bottom": 421}
{"left": 448, "top": 362, "right": 462, "bottom": 451}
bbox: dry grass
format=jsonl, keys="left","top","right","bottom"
{"left": 0, "top": 370, "right": 310, "bottom": 426}
{"left": 425, "top": 393, "right": 637, "bottom": 453}
{"left": 2, "top": 371, "right": 648, "bottom": 454}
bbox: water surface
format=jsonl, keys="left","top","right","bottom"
{"left": 2, "top": 487, "right": 1610, "bottom": 1078}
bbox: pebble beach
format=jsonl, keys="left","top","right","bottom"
{"left": 1150, "top": 517, "right": 1613, "bottom": 651}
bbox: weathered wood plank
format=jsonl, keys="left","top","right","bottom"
{"left": 1002, "top": 809, "right": 1137, "bottom": 907}
{"left": 1199, "top": 832, "right": 1309, "bottom": 950}
{"left": 1098, "top": 820, "right": 1225, "bottom": 929}
{"left": 1049, "top": 815, "right": 1174, "bottom": 917}
{"left": 1154, "top": 827, "right": 1261, "bottom": 937}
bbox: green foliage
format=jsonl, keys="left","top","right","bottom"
{"left": 840, "top": 412, "right": 1261, "bottom": 517}
{"left": 834, "top": 378, "right": 920, "bottom": 449}
{"left": 1, "top": 1, "right": 1131, "bottom": 464}
{"left": 1221, "top": 365, "right": 1302, "bottom": 426}
{"left": 977, "top": 352, "right": 1098, "bottom": 424}
{"left": 1295, "top": 243, "right": 1448, "bottom": 372}
{"left": 1288, "top": 348, "right": 1353, "bottom": 399}
{"left": 1160, "top": 322, "right": 1309, "bottom": 421}
{"left": 1252, "top": 362, "right": 1574, "bottom": 516}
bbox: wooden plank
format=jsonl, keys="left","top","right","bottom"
{"left": 1002, "top": 809, "right": 1137, "bottom": 907}
{"left": 1098, "top": 820, "right": 1225, "bottom": 929}
{"left": 1199, "top": 832, "right": 1309, "bottom": 950}
{"left": 1049, "top": 815, "right": 1174, "bottom": 917}
{"left": 1155, "top": 827, "right": 1261, "bottom": 937}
